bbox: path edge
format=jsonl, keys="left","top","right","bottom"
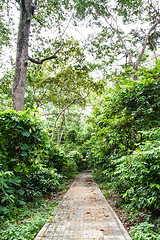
{"left": 106, "top": 200, "right": 132, "bottom": 240}
{"left": 34, "top": 175, "right": 78, "bottom": 240}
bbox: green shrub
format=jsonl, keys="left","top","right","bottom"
{"left": 67, "top": 150, "right": 86, "bottom": 171}
{"left": 130, "top": 222, "right": 160, "bottom": 240}
{"left": 24, "top": 166, "right": 63, "bottom": 198}
{"left": 41, "top": 143, "right": 67, "bottom": 173}
{"left": 114, "top": 129, "right": 160, "bottom": 212}
{"left": 87, "top": 69, "right": 160, "bottom": 214}
{"left": 0, "top": 110, "right": 47, "bottom": 173}
{"left": 0, "top": 110, "right": 66, "bottom": 216}
{"left": 0, "top": 170, "right": 17, "bottom": 215}
{"left": 0, "top": 213, "right": 50, "bottom": 240}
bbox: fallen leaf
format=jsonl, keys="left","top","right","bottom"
{"left": 85, "top": 211, "right": 91, "bottom": 214}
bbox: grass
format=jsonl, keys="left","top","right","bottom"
{"left": 0, "top": 198, "right": 58, "bottom": 240}
{"left": 0, "top": 179, "right": 74, "bottom": 240}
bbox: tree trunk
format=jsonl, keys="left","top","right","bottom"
{"left": 51, "top": 99, "right": 76, "bottom": 140}
{"left": 57, "top": 113, "right": 65, "bottom": 145}
{"left": 12, "top": 0, "right": 32, "bottom": 111}
{"left": 60, "top": 124, "right": 66, "bottom": 144}
{"left": 51, "top": 91, "right": 90, "bottom": 140}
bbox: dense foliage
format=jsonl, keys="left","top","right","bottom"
{"left": 79, "top": 61, "right": 160, "bottom": 239}
{"left": 0, "top": 110, "right": 78, "bottom": 219}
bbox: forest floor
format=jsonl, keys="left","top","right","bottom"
{"left": 34, "top": 170, "right": 132, "bottom": 240}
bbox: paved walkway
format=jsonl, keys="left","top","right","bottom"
{"left": 34, "top": 171, "right": 132, "bottom": 240}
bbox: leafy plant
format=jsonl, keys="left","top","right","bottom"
{"left": 0, "top": 198, "right": 58, "bottom": 240}
{"left": 130, "top": 221, "right": 160, "bottom": 240}
{"left": 0, "top": 109, "right": 46, "bottom": 173}
{"left": 0, "top": 110, "right": 75, "bottom": 217}
{"left": 115, "top": 130, "right": 160, "bottom": 211}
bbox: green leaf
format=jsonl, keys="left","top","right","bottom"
{"left": 150, "top": 184, "right": 160, "bottom": 190}
{"left": 10, "top": 158, "right": 18, "bottom": 162}
{"left": 9, "top": 176, "right": 21, "bottom": 184}
{"left": 20, "top": 151, "right": 28, "bottom": 157}
{"left": 17, "top": 189, "right": 25, "bottom": 196}
{"left": 0, "top": 205, "right": 9, "bottom": 214}
{"left": 21, "top": 131, "right": 30, "bottom": 137}
{"left": 17, "top": 200, "right": 26, "bottom": 206}
{"left": 21, "top": 144, "right": 29, "bottom": 150}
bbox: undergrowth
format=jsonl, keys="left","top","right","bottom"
{"left": 0, "top": 197, "right": 58, "bottom": 240}
{"left": 0, "top": 177, "right": 74, "bottom": 240}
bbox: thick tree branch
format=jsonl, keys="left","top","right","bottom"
{"left": 28, "top": 41, "right": 63, "bottom": 64}
{"left": 134, "top": 17, "right": 160, "bottom": 70}
{"left": 96, "top": 6, "right": 134, "bottom": 68}
{"left": 28, "top": 54, "right": 57, "bottom": 64}
{"left": 29, "top": 4, "right": 72, "bottom": 65}
{"left": 96, "top": 4, "right": 160, "bottom": 71}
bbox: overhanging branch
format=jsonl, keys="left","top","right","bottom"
{"left": 134, "top": 17, "right": 160, "bottom": 70}
{"left": 95, "top": 4, "right": 160, "bottom": 71}
{"left": 28, "top": 7, "right": 73, "bottom": 65}
{"left": 95, "top": 5, "right": 134, "bottom": 68}
{"left": 28, "top": 54, "right": 57, "bottom": 64}
{"left": 28, "top": 40, "right": 63, "bottom": 64}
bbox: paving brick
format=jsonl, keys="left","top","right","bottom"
{"left": 34, "top": 171, "right": 132, "bottom": 240}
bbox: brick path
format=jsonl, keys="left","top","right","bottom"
{"left": 34, "top": 171, "right": 132, "bottom": 240}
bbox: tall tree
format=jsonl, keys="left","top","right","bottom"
{"left": 12, "top": 0, "right": 34, "bottom": 111}
{"left": 74, "top": 0, "right": 160, "bottom": 76}
{"left": 11, "top": 0, "right": 72, "bottom": 111}
{"left": 25, "top": 37, "right": 103, "bottom": 142}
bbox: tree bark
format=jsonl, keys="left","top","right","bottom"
{"left": 134, "top": 17, "right": 160, "bottom": 70}
{"left": 12, "top": 0, "right": 33, "bottom": 111}
{"left": 57, "top": 113, "right": 65, "bottom": 145}
{"left": 60, "top": 122, "right": 66, "bottom": 144}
